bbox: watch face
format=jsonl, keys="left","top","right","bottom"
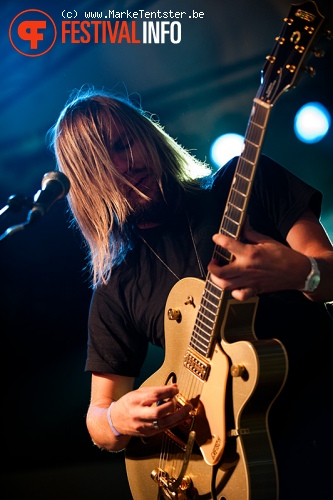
{"left": 308, "top": 274, "right": 320, "bottom": 291}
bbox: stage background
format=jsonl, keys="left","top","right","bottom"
{"left": 1, "top": 1, "right": 332, "bottom": 498}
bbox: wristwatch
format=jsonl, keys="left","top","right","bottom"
{"left": 300, "top": 257, "right": 321, "bottom": 292}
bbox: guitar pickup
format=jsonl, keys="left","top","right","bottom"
{"left": 183, "top": 349, "right": 210, "bottom": 381}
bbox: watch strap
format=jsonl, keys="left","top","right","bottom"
{"left": 299, "top": 256, "right": 320, "bottom": 292}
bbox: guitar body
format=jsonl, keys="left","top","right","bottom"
{"left": 126, "top": 278, "right": 288, "bottom": 499}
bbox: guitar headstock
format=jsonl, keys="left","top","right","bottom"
{"left": 259, "top": 1, "right": 329, "bottom": 105}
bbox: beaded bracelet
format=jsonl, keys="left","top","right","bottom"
{"left": 107, "top": 401, "right": 122, "bottom": 437}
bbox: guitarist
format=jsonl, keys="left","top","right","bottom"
{"left": 49, "top": 87, "right": 333, "bottom": 499}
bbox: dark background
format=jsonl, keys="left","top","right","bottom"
{"left": 1, "top": 1, "right": 332, "bottom": 499}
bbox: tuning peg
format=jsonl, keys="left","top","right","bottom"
{"left": 313, "top": 48, "right": 325, "bottom": 58}
{"left": 284, "top": 17, "right": 294, "bottom": 26}
{"left": 305, "top": 66, "right": 316, "bottom": 77}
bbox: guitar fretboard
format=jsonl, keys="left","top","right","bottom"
{"left": 189, "top": 99, "right": 271, "bottom": 359}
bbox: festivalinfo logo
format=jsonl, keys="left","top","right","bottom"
{"left": 9, "top": 8, "right": 205, "bottom": 56}
{"left": 9, "top": 9, "right": 57, "bottom": 57}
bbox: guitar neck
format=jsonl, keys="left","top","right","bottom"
{"left": 214, "top": 98, "right": 272, "bottom": 264}
{"left": 189, "top": 99, "right": 272, "bottom": 360}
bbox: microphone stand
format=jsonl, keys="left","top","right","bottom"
{"left": 0, "top": 194, "right": 33, "bottom": 242}
{"left": 0, "top": 221, "right": 30, "bottom": 241}
{"left": 0, "top": 171, "right": 70, "bottom": 242}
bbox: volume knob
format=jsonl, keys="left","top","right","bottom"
{"left": 167, "top": 308, "right": 181, "bottom": 321}
{"left": 230, "top": 363, "right": 246, "bottom": 378}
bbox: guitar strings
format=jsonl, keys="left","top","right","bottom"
{"left": 158, "top": 363, "right": 204, "bottom": 484}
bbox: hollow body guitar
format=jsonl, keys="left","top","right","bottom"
{"left": 126, "top": 2, "right": 327, "bottom": 498}
{"left": 126, "top": 279, "right": 288, "bottom": 499}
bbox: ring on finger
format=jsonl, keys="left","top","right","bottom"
{"left": 152, "top": 420, "right": 159, "bottom": 430}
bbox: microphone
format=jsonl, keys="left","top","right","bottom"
{"left": 27, "top": 171, "right": 70, "bottom": 224}
{"left": 0, "top": 194, "right": 33, "bottom": 217}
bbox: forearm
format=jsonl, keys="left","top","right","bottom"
{"left": 86, "top": 403, "right": 131, "bottom": 452}
{"left": 208, "top": 229, "right": 333, "bottom": 303}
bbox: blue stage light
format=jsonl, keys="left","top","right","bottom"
{"left": 294, "top": 102, "right": 331, "bottom": 143}
{"left": 210, "top": 133, "right": 244, "bottom": 168}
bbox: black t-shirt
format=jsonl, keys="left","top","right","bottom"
{"left": 86, "top": 155, "right": 333, "bottom": 498}
{"left": 86, "top": 155, "right": 330, "bottom": 376}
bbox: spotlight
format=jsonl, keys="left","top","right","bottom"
{"left": 210, "top": 133, "right": 244, "bottom": 168}
{"left": 294, "top": 102, "right": 331, "bottom": 144}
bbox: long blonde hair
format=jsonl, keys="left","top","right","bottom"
{"left": 48, "top": 86, "right": 210, "bottom": 286}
